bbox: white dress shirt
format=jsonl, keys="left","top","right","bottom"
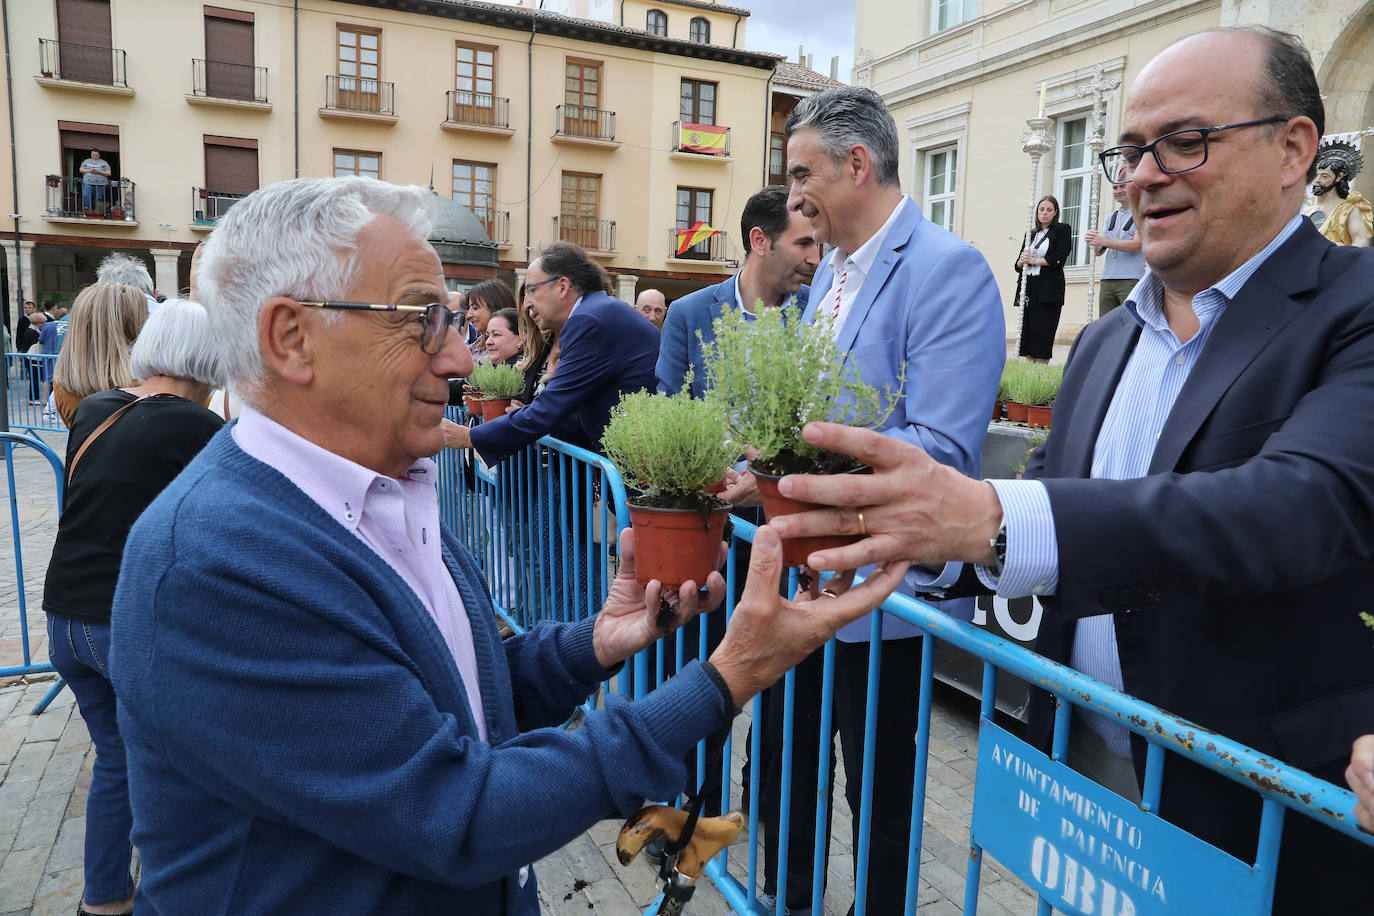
{"left": 821, "top": 195, "right": 912, "bottom": 338}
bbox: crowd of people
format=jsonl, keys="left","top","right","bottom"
{"left": 5, "top": 22, "right": 1374, "bottom": 916}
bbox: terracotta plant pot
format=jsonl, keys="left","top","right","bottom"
{"left": 628, "top": 503, "right": 729, "bottom": 588}
{"left": 462, "top": 394, "right": 482, "bottom": 418}
{"left": 481, "top": 397, "right": 512, "bottom": 422}
{"left": 752, "top": 467, "right": 863, "bottom": 566}
{"left": 1005, "top": 400, "right": 1028, "bottom": 424}
{"left": 1026, "top": 404, "right": 1053, "bottom": 429}
{"left": 991, "top": 400, "right": 1004, "bottom": 422}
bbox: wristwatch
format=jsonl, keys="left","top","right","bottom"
{"left": 989, "top": 521, "right": 1008, "bottom": 577}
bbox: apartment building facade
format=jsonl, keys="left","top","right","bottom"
{"left": 1, "top": 0, "right": 784, "bottom": 330}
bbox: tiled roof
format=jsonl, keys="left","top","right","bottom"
{"left": 774, "top": 60, "right": 846, "bottom": 91}
{"left": 650, "top": 0, "right": 752, "bottom": 16}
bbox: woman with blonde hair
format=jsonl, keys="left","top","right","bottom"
{"left": 51, "top": 282, "right": 148, "bottom": 426}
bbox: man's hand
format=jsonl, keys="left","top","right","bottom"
{"left": 592, "top": 527, "right": 726, "bottom": 669}
{"left": 766, "top": 422, "right": 1003, "bottom": 572}
{"left": 1345, "top": 735, "right": 1374, "bottom": 832}
{"left": 708, "top": 526, "right": 909, "bottom": 705}
{"left": 442, "top": 417, "right": 472, "bottom": 450}
{"left": 1083, "top": 229, "right": 1104, "bottom": 247}
{"left": 720, "top": 467, "right": 762, "bottom": 507}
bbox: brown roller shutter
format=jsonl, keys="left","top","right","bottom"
{"left": 204, "top": 142, "right": 258, "bottom": 193}
{"left": 204, "top": 13, "right": 254, "bottom": 99}
{"left": 56, "top": 0, "right": 113, "bottom": 84}
{"left": 60, "top": 122, "right": 119, "bottom": 154}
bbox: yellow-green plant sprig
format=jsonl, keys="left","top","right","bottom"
{"left": 601, "top": 388, "right": 736, "bottom": 506}
{"left": 468, "top": 362, "right": 526, "bottom": 400}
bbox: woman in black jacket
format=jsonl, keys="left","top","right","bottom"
{"left": 1014, "top": 195, "right": 1073, "bottom": 363}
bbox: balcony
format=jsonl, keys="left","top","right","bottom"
{"left": 671, "top": 121, "right": 731, "bottom": 159}
{"left": 442, "top": 90, "right": 514, "bottom": 136}
{"left": 189, "top": 59, "right": 269, "bottom": 110}
{"left": 668, "top": 228, "right": 729, "bottom": 263}
{"left": 553, "top": 105, "right": 619, "bottom": 149}
{"left": 36, "top": 38, "right": 132, "bottom": 96}
{"left": 190, "top": 187, "right": 251, "bottom": 230}
{"left": 554, "top": 215, "right": 616, "bottom": 256}
{"left": 44, "top": 175, "right": 137, "bottom": 225}
{"left": 481, "top": 209, "right": 511, "bottom": 247}
{"left": 320, "top": 75, "right": 397, "bottom": 124}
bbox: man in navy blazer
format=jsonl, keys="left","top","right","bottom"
{"left": 760, "top": 85, "right": 1005, "bottom": 915}
{"left": 770, "top": 28, "right": 1374, "bottom": 912}
{"left": 448, "top": 243, "right": 659, "bottom": 465}
{"left": 657, "top": 184, "right": 818, "bottom": 399}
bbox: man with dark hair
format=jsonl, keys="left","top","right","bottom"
{"left": 771, "top": 27, "right": 1374, "bottom": 912}
{"left": 656, "top": 185, "right": 818, "bottom": 400}
{"left": 445, "top": 242, "right": 659, "bottom": 464}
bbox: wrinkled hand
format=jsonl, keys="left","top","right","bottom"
{"left": 441, "top": 417, "right": 472, "bottom": 450}
{"left": 766, "top": 422, "right": 1003, "bottom": 572}
{"left": 708, "top": 526, "right": 908, "bottom": 705}
{"left": 506, "top": 399, "right": 525, "bottom": 415}
{"left": 721, "top": 467, "right": 762, "bottom": 507}
{"left": 593, "top": 527, "right": 726, "bottom": 669}
{"left": 1345, "top": 735, "right": 1374, "bottom": 832}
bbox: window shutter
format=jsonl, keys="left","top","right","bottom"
{"left": 204, "top": 142, "right": 258, "bottom": 192}
{"left": 56, "top": 0, "right": 112, "bottom": 48}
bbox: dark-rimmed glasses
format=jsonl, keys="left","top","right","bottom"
{"left": 1099, "top": 116, "right": 1289, "bottom": 185}
{"left": 523, "top": 276, "right": 559, "bottom": 296}
{"left": 297, "top": 300, "right": 456, "bottom": 355}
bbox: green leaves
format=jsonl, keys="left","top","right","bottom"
{"left": 468, "top": 362, "right": 526, "bottom": 399}
{"left": 600, "top": 388, "right": 736, "bottom": 501}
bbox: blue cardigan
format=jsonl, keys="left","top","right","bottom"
{"left": 110, "top": 428, "right": 731, "bottom": 914}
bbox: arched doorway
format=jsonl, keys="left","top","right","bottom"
{"left": 1318, "top": 3, "right": 1374, "bottom": 135}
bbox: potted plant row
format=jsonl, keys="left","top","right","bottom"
{"left": 999, "top": 361, "right": 1061, "bottom": 428}
{"left": 600, "top": 386, "right": 736, "bottom": 599}
{"left": 467, "top": 363, "right": 525, "bottom": 422}
{"left": 700, "top": 302, "right": 900, "bottom": 566}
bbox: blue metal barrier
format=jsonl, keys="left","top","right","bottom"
{"left": 442, "top": 427, "right": 1374, "bottom": 915}
{"left": 4, "top": 353, "right": 64, "bottom": 433}
{"left": 1, "top": 430, "right": 67, "bottom": 714}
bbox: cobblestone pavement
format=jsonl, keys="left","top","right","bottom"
{"left": 1, "top": 429, "right": 1037, "bottom": 915}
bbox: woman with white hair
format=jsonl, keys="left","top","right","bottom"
{"left": 42, "top": 299, "right": 225, "bottom": 916}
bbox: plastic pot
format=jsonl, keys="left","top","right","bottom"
{"left": 481, "top": 397, "right": 512, "bottom": 422}
{"left": 627, "top": 503, "right": 729, "bottom": 588}
{"left": 462, "top": 394, "right": 482, "bottom": 418}
{"left": 991, "top": 400, "right": 1004, "bottom": 422}
{"left": 752, "top": 466, "right": 865, "bottom": 566}
{"left": 1005, "top": 400, "right": 1028, "bottom": 423}
{"left": 1027, "top": 404, "right": 1052, "bottom": 428}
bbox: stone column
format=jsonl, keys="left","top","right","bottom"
{"left": 7, "top": 239, "right": 36, "bottom": 331}
{"left": 152, "top": 249, "right": 181, "bottom": 298}
{"left": 614, "top": 272, "right": 638, "bottom": 304}
{"left": 513, "top": 266, "right": 527, "bottom": 290}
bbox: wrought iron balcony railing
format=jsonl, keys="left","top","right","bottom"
{"left": 192, "top": 59, "right": 268, "bottom": 103}
{"left": 324, "top": 75, "right": 395, "bottom": 115}
{"left": 45, "top": 175, "right": 136, "bottom": 221}
{"left": 554, "top": 215, "right": 616, "bottom": 252}
{"left": 445, "top": 90, "right": 510, "bottom": 129}
{"left": 554, "top": 104, "right": 616, "bottom": 142}
{"left": 38, "top": 38, "right": 127, "bottom": 87}
{"left": 192, "top": 187, "right": 251, "bottom": 226}
{"left": 669, "top": 228, "right": 728, "bottom": 261}
{"left": 480, "top": 209, "right": 511, "bottom": 246}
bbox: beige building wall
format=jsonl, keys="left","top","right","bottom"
{"left": 855, "top": 0, "right": 1374, "bottom": 353}
{"left": 621, "top": 0, "right": 748, "bottom": 47}
{"left": 2, "top": 0, "right": 775, "bottom": 326}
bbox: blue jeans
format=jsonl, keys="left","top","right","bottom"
{"left": 46, "top": 615, "right": 135, "bottom": 906}
{"left": 81, "top": 182, "right": 106, "bottom": 214}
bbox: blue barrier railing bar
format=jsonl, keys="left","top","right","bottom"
{"left": 5, "top": 353, "right": 64, "bottom": 433}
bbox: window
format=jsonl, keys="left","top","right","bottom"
{"left": 1053, "top": 115, "right": 1092, "bottom": 266}
{"left": 560, "top": 172, "right": 601, "bottom": 249}
{"left": 56, "top": 0, "right": 114, "bottom": 83}
{"left": 646, "top": 9, "right": 667, "bottom": 36}
{"left": 769, "top": 132, "right": 786, "bottom": 185}
{"left": 334, "top": 149, "right": 380, "bottom": 180}
{"left": 930, "top": 0, "right": 975, "bottom": 33}
{"left": 204, "top": 136, "right": 258, "bottom": 192}
{"left": 924, "top": 146, "right": 957, "bottom": 233}
{"left": 455, "top": 42, "right": 495, "bottom": 99}
{"left": 453, "top": 160, "right": 496, "bottom": 231}
{"left": 689, "top": 17, "right": 710, "bottom": 43}
{"left": 564, "top": 59, "right": 602, "bottom": 135}
{"left": 676, "top": 186, "right": 714, "bottom": 258}
{"left": 337, "top": 26, "right": 380, "bottom": 108}
{"left": 204, "top": 7, "right": 254, "bottom": 99}
{"left": 680, "top": 79, "right": 717, "bottom": 126}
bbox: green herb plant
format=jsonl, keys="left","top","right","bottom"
{"left": 1011, "top": 430, "right": 1049, "bottom": 477}
{"left": 601, "top": 387, "right": 736, "bottom": 510}
{"left": 701, "top": 301, "right": 902, "bottom": 475}
{"left": 468, "top": 363, "right": 526, "bottom": 400}
{"left": 1000, "top": 360, "right": 1033, "bottom": 403}
{"left": 1010, "top": 363, "right": 1062, "bottom": 407}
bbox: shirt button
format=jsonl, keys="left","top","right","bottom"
{"left": 378, "top": 480, "right": 388, "bottom": 489}
{"left": 1174, "top": 354, "right": 1185, "bottom": 365}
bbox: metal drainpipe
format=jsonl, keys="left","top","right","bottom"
{"left": 1, "top": 0, "right": 19, "bottom": 431}
{"left": 293, "top": 0, "right": 300, "bottom": 177}
{"left": 732, "top": 13, "right": 741, "bottom": 49}
{"left": 526, "top": 18, "right": 536, "bottom": 261}
{"left": 762, "top": 67, "right": 774, "bottom": 187}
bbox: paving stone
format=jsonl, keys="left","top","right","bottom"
{"left": 35, "top": 749, "right": 84, "bottom": 799}
{"left": 0, "top": 844, "right": 46, "bottom": 911}
{"left": 45, "top": 812, "right": 85, "bottom": 872}
{"left": 13, "top": 793, "right": 67, "bottom": 852}
{"left": 29, "top": 866, "right": 83, "bottom": 916}
{"left": 6, "top": 741, "right": 54, "bottom": 784}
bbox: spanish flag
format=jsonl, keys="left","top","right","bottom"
{"left": 676, "top": 221, "right": 720, "bottom": 255}
{"left": 679, "top": 122, "right": 729, "bottom": 154}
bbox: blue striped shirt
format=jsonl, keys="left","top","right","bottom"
{"left": 985, "top": 214, "right": 1304, "bottom": 754}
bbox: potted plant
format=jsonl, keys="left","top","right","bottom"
{"left": 1002, "top": 361, "right": 1031, "bottom": 424}
{"left": 993, "top": 363, "right": 1014, "bottom": 422}
{"left": 1016, "top": 364, "right": 1061, "bottom": 429}
{"left": 601, "top": 387, "right": 736, "bottom": 595}
{"left": 468, "top": 362, "right": 525, "bottom": 422}
{"left": 701, "top": 302, "right": 900, "bottom": 565}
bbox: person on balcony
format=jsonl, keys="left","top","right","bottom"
{"left": 79, "top": 150, "right": 111, "bottom": 217}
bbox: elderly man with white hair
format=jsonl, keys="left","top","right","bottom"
{"left": 96, "top": 252, "right": 158, "bottom": 312}
{"left": 108, "top": 176, "right": 909, "bottom": 914}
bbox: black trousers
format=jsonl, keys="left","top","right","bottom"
{"left": 763, "top": 635, "right": 924, "bottom": 913}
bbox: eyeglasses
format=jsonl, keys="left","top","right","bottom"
{"left": 1099, "top": 116, "right": 1289, "bottom": 186}
{"left": 524, "top": 276, "right": 559, "bottom": 296}
{"left": 296, "top": 299, "right": 456, "bottom": 355}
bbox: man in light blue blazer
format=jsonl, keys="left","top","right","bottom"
{"left": 763, "top": 85, "right": 1005, "bottom": 915}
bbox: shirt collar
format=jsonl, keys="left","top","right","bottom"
{"left": 566, "top": 294, "right": 585, "bottom": 319}
{"left": 1124, "top": 213, "right": 1304, "bottom": 330}
{"left": 233, "top": 404, "right": 437, "bottom": 534}
{"left": 827, "top": 195, "right": 912, "bottom": 278}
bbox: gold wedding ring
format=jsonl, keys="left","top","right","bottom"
{"left": 857, "top": 510, "right": 868, "bottom": 536}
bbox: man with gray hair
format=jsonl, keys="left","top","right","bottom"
{"left": 96, "top": 252, "right": 158, "bottom": 312}
{"left": 107, "top": 176, "right": 911, "bottom": 913}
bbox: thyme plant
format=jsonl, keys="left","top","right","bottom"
{"left": 601, "top": 388, "right": 735, "bottom": 510}
{"left": 467, "top": 363, "right": 526, "bottom": 400}
{"left": 702, "top": 301, "right": 900, "bottom": 474}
